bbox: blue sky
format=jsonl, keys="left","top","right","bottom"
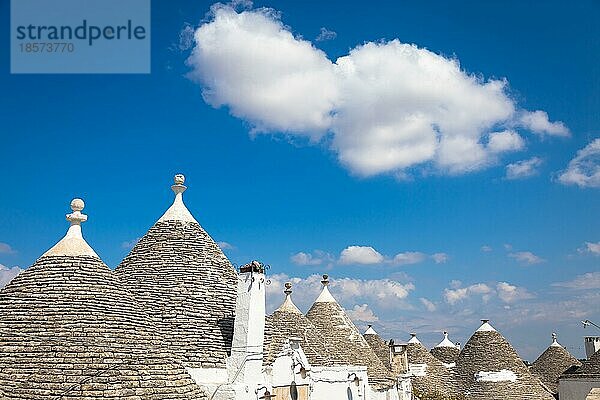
{"left": 0, "top": 0, "right": 599, "bottom": 360}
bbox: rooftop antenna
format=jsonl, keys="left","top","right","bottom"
{"left": 582, "top": 319, "right": 600, "bottom": 332}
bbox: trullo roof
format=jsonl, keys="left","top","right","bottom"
{"left": 363, "top": 325, "right": 392, "bottom": 369}
{"left": 264, "top": 282, "right": 337, "bottom": 367}
{"left": 115, "top": 175, "right": 238, "bottom": 368}
{"left": 530, "top": 333, "right": 581, "bottom": 393}
{"left": 430, "top": 331, "right": 460, "bottom": 365}
{"left": 405, "top": 333, "right": 456, "bottom": 398}
{"left": 305, "top": 275, "right": 396, "bottom": 389}
{"left": 454, "top": 320, "right": 554, "bottom": 400}
{"left": 0, "top": 198, "right": 205, "bottom": 399}
{"left": 562, "top": 348, "right": 600, "bottom": 378}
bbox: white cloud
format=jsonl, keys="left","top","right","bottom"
{"left": 266, "top": 273, "right": 415, "bottom": 312}
{"left": 505, "top": 157, "right": 543, "bottom": 180}
{"left": 496, "top": 282, "right": 534, "bottom": 303}
{"left": 346, "top": 304, "right": 379, "bottom": 322}
{"left": 444, "top": 281, "right": 532, "bottom": 306}
{"left": 187, "top": 5, "right": 568, "bottom": 178}
{"left": 0, "top": 243, "right": 15, "bottom": 254}
{"left": 420, "top": 297, "right": 437, "bottom": 312}
{"left": 431, "top": 252, "right": 449, "bottom": 264}
{"left": 290, "top": 250, "right": 332, "bottom": 266}
{"left": 553, "top": 272, "right": 600, "bottom": 290}
{"left": 217, "top": 241, "right": 235, "bottom": 250}
{"left": 519, "top": 110, "right": 570, "bottom": 137}
{"left": 0, "top": 264, "right": 23, "bottom": 289}
{"left": 444, "top": 283, "right": 493, "bottom": 305}
{"left": 487, "top": 130, "right": 525, "bottom": 153}
{"left": 188, "top": 5, "right": 338, "bottom": 137}
{"left": 339, "top": 246, "right": 384, "bottom": 265}
{"left": 579, "top": 241, "right": 600, "bottom": 255}
{"left": 558, "top": 139, "right": 600, "bottom": 188}
{"left": 316, "top": 27, "right": 337, "bottom": 42}
{"left": 508, "top": 251, "right": 544, "bottom": 265}
{"left": 121, "top": 238, "right": 140, "bottom": 250}
{"left": 481, "top": 245, "right": 493, "bottom": 252}
{"left": 392, "top": 251, "right": 426, "bottom": 265}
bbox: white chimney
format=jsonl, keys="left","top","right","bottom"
{"left": 228, "top": 261, "right": 266, "bottom": 388}
{"left": 584, "top": 336, "right": 600, "bottom": 359}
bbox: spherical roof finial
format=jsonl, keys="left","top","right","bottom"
{"left": 284, "top": 282, "right": 292, "bottom": 295}
{"left": 171, "top": 174, "right": 187, "bottom": 195}
{"left": 70, "top": 198, "right": 85, "bottom": 212}
{"left": 321, "top": 274, "right": 329, "bottom": 286}
{"left": 66, "top": 198, "right": 88, "bottom": 225}
{"left": 174, "top": 174, "right": 185, "bottom": 185}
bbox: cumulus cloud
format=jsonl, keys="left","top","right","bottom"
{"left": 444, "top": 281, "right": 532, "bottom": 306}
{"left": 444, "top": 283, "right": 493, "bottom": 305}
{"left": 316, "top": 27, "right": 337, "bottom": 42}
{"left": 392, "top": 251, "right": 426, "bottom": 265}
{"left": 290, "top": 250, "right": 333, "bottom": 266}
{"left": 420, "top": 297, "right": 437, "bottom": 312}
{"left": 121, "top": 238, "right": 140, "bottom": 250}
{"left": 518, "top": 110, "right": 570, "bottom": 137}
{"left": 508, "top": 251, "right": 544, "bottom": 265}
{"left": 266, "top": 273, "right": 415, "bottom": 312}
{"left": 558, "top": 139, "right": 600, "bottom": 188}
{"left": 346, "top": 303, "right": 379, "bottom": 322}
{"left": 505, "top": 157, "right": 543, "bottom": 180}
{"left": 0, "top": 264, "right": 23, "bottom": 288}
{"left": 481, "top": 245, "right": 493, "bottom": 252}
{"left": 187, "top": 5, "right": 568, "bottom": 178}
{"left": 0, "top": 243, "right": 15, "bottom": 254}
{"left": 579, "top": 241, "right": 600, "bottom": 256}
{"left": 553, "top": 272, "right": 600, "bottom": 290}
{"left": 217, "top": 241, "right": 235, "bottom": 250}
{"left": 431, "top": 253, "right": 449, "bottom": 264}
{"left": 487, "top": 130, "right": 525, "bottom": 153}
{"left": 339, "top": 246, "right": 384, "bottom": 265}
{"left": 496, "top": 282, "right": 534, "bottom": 303}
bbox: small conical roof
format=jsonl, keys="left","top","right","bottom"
{"left": 431, "top": 331, "right": 460, "bottom": 365}
{"left": 305, "top": 275, "right": 396, "bottom": 389}
{"left": 264, "top": 283, "right": 337, "bottom": 367}
{"left": 564, "top": 348, "right": 600, "bottom": 378}
{"left": 0, "top": 199, "right": 205, "bottom": 399}
{"left": 406, "top": 333, "right": 456, "bottom": 398}
{"left": 363, "top": 325, "right": 391, "bottom": 369}
{"left": 115, "top": 175, "right": 238, "bottom": 368}
{"left": 455, "top": 320, "right": 554, "bottom": 400}
{"left": 531, "top": 333, "right": 582, "bottom": 393}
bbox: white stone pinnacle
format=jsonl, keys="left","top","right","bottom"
{"left": 476, "top": 319, "right": 497, "bottom": 332}
{"left": 364, "top": 325, "right": 378, "bottom": 335}
{"left": 408, "top": 333, "right": 421, "bottom": 344}
{"left": 314, "top": 275, "right": 336, "bottom": 303}
{"left": 550, "top": 332, "right": 562, "bottom": 347}
{"left": 276, "top": 282, "right": 302, "bottom": 314}
{"left": 435, "top": 331, "right": 457, "bottom": 348}
{"left": 158, "top": 174, "right": 198, "bottom": 223}
{"left": 42, "top": 198, "right": 99, "bottom": 258}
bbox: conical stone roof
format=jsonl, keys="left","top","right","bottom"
{"left": 405, "top": 334, "right": 456, "bottom": 398}
{"left": 0, "top": 199, "right": 206, "bottom": 399}
{"left": 455, "top": 320, "right": 554, "bottom": 400}
{"left": 363, "top": 325, "right": 392, "bottom": 370}
{"left": 115, "top": 175, "right": 238, "bottom": 368}
{"left": 305, "top": 275, "right": 396, "bottom": 390}
{"left": 530, "top": 333, "right": 581, "bottom": 393}
{"left": 563, "top": 348, "right": 600, "bottom": 378}
{"left": 431, "top": 331, "right": 460, "bottom": 365}
{"left": 264, "top": 282, "right": 337, "bottom": 367}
